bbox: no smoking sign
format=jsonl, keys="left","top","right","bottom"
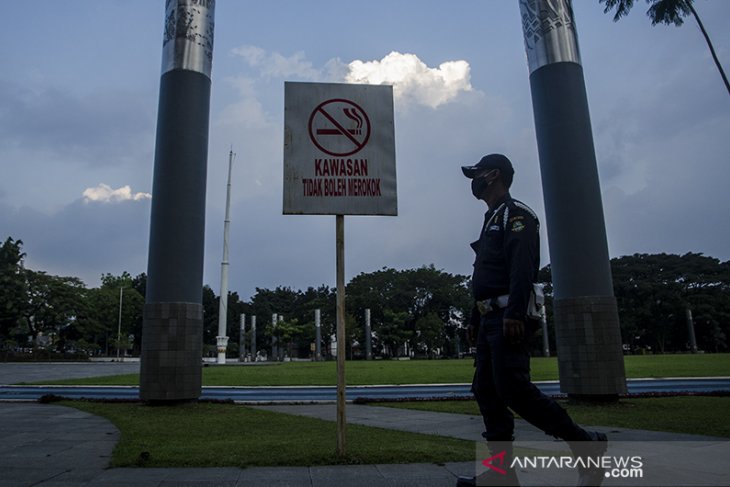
{"left": 284, "top": 82, "right": 397, "bottom": 216}
{"left": 308, "top": 99, "right": 371, "bottom": 157}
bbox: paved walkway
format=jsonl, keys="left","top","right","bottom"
{"left": 253, "top": 403, "right": 726, "bottom": 442}
{"left": 0, "top": 402, "right": 118, "bottom": 486}
{"left": 0, "top": 362, "right": 140, "bottom": 384}
{"left": 2, "top": 401, "right": 729, "bottom": 486}
{"left": 0, "top": 402, "right": 475, "bottom": 486}
{"left": 1, "top": 363, "right": 729, "bottom": 486}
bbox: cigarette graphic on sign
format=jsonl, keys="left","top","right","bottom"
{"left": 316, "top": 108, "right": 363, "bottom": 135}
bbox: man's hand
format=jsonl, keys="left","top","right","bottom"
{"left": 468, "top": 325, "right": 478, "bottom": 345}
{"left": 503, "top": 318, "right": 525, "bottom": 344}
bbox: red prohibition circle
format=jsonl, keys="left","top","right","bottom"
{"left": 308, "top": 98, "right": 371, "bottom": 157}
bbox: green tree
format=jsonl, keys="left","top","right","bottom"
{"left": 20, "top": 270, "right": 88, "bottom": 350}
{"left": 272, "top": 317, "right": 312, "bottom": 359}
{"left": 611, "top": 253, "right": 730, "bottom": 353}
{"left": 379, "top": 309, "right": 412, "bottom": 358}
{"left": 132, "top": 273, "right": 147, "bottom": 300}
{"left": 0, "top": 237, "right": 27, "bottom": 344}
{"left": 404, "top": 266, "right": 471, "bottom": 356}
{"left": 299, "top": 285, "right": 336, "bottom": 358}
{"left": 539, "top": 253, "right": 730, "bottom": 353}
{"left": 248, "top": 286, "right": 301, "bottom": 358}
{"left": 415, "top": 312, "right": 445, "bottom": 358}
{"left": 347, "top": 265, "right": 471, "bottom": 358}
{"left": 85, "top": 273, "right": 144, "bottom": 356}
{"left": 202, "top": 285, "right": 218, "bottom": 356}
{"left": 600, "top": 0, "right": 730, "bottom": 96}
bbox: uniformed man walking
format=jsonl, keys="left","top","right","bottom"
{"left": 457, "top": 154, "right": 607, "bottom": 487}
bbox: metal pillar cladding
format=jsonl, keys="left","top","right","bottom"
{"left": 519, "top": 0, "right": 626, "bottom": 397}
{"left": 250, "top": 315, "right": 257, "bottom": 359}
{"left": 364, "top": 309, "right": 372, "bottom": 360}
{"left": 140, "top": 0, "right": 215, "bottom": 402}
{"left": 314, "top": 309, "right": 322, "bottom": 361}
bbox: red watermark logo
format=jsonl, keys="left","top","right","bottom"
{"left": 482, "top": 450, "right": 508, "bottom": 475}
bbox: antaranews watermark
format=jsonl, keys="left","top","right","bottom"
{"left": 511, "top": 454, "right": 643, "bottom": 477}
{"left": 474, "top": 440, "right": 729, "bottom": 486}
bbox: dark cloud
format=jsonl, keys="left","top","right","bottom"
{"left": 0, "top": 79, "right": 156, "bottom": 169}
{"left": 1, "top": 198, "right": 150, "bottom": 286}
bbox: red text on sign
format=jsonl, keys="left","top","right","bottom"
{"left": 302, "top": 178, "right": 382, "bottom": 197}
{"left": 314, "top": 158, "right": 368, "bottom": 177}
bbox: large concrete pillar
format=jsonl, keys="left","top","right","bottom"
{"left": 519, "top": 0, "right": 626, "bottom": 397}
{"left": 140, "top": 0, "right": 215, "bottom": 402}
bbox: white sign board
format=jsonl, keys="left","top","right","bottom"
{"left": 283, "top": 82, "right": 397, "bottom": 215}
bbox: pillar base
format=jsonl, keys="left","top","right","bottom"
{"left": 554, "top": 295, "right": 627, "bottom": 396}
{"left": 567, "top": 394, "right": 621, "bottom": 404}
{"left": 216, "top": 336, "right": 229, "bottom": 364}
{"left": 140, "top": 302, "right": 203, "bottom": 402}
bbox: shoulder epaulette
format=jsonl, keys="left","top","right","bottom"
{"left": 505, "top": 199, "right": 539, "bottom": 231}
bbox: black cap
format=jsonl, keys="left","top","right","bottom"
{"left": 461, "top": 153, "right": 514, "bottom": 179}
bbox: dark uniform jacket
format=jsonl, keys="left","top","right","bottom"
{"left": 471, "top": 193, "right": 540, "bottom": 322}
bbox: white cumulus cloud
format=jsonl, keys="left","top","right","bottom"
{"left": 82, "top": 183, "right": 151, "bottom": 203}
{"left": 231, "top": 46, "right": 473, "bottom": 109}
{"left": 231, "top": 45, "right": 320, "bottom": 80}
{"left": 345, "top": 51, "right": 473, "bottom": 108}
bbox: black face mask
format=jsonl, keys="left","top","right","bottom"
{"left": 471, "top": 177, "right": 489, "bottom": 199}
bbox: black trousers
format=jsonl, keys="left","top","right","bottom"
{"left": 471, "top": 310, "right": 582, "bottom": 441}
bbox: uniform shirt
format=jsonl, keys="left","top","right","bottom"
{"left": 471, "top": 193, "right": 540, "bottom": 321}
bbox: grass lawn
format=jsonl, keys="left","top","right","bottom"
{"left": 63, "top": 400, "right": 473, "bottom": 468}
{"left": 33, "top": 353, "right": 730, "bottom": 386}
{"left": 379, "top": 396, "right": 730, "bottom": 438}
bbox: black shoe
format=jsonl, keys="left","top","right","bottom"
{"left": 457, "top": 437, "right": 520, "bottom": 486}
{"left": 572, "top": 431, "right": 608, "bottom": 487}
{"left": 455, "top": 468, "right": 519, "bottom": 487}
{"left": 456, "top": 475, "right": 478, "bottom": 487}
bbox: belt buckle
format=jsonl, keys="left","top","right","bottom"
{"left": 477, "top": 300, "right": 492, "bottom": 316}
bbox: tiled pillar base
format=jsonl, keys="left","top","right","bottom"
{"left": 554, "top": 295, "right": 627, "bottom": 397}
{"left": 140, "top": 302, "right": 203, "bottom": 402}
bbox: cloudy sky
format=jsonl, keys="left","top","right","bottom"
{"left": 2, "top": 1, "right": 729, "bottom": 300}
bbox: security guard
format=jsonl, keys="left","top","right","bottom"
{"left": 457, "top": 154, "right": 607, "bottom": 487}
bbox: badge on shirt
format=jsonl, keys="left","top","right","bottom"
{"left": 511, "top": 220, "right": 525, "bottom": 233}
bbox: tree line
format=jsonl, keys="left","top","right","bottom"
{"left": 1, "top": 236, "right": 728, "bottom": 360}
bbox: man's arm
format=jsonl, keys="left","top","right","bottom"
{"left": 503, "top": 206, "right": 539, "bottom": 342}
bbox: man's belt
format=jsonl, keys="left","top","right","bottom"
{"left": 476, "top": 295, "right": 509, "bottom": 315}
